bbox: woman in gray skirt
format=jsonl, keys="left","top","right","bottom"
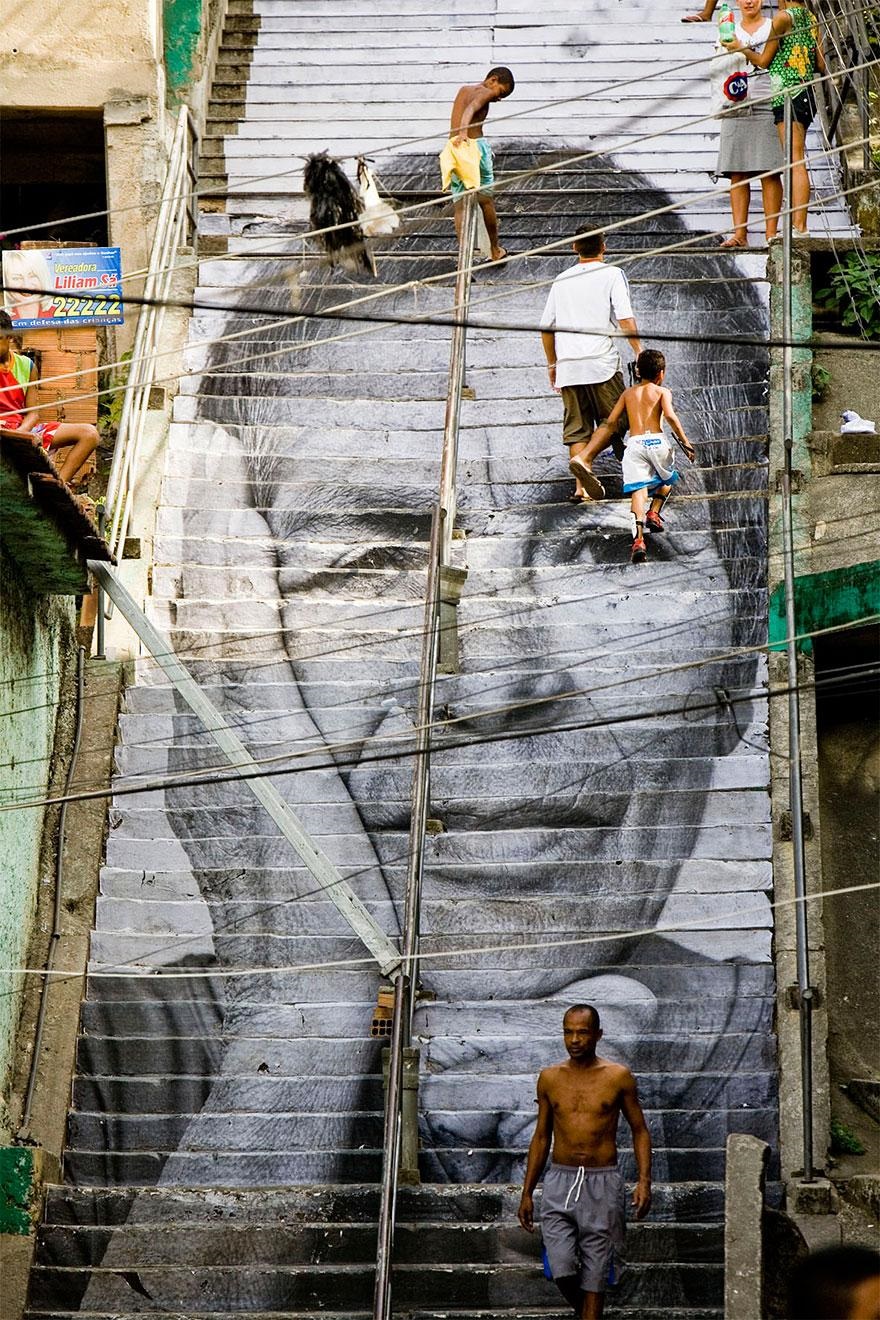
{"left": 712, "top": 0, "right": 784, "bottom": 246}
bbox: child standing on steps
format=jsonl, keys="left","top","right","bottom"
{"left": 590, "top": 349, "right": 696, "bottom": 564}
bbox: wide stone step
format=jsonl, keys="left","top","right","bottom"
{"left": 78, "top": 992, "right": 774, "bottom": 1040}
{"left": 98, "top": 860, "right": 772, "bottom": 908}
{"left": 80, "top": 960, "right": 770, "bottom": 1008}
{"left": 35, "top": 1217, "right": 722, "bottom": 1267}
{"left": 142, "top": 583, "right": 762, "bottom": 635}
{"left": 110, "top": 723, "right": 768, "bottom": 781}
{"left": 156, "top": 475, "right": 765, "bottom": 521}
{"left": 133, "top": 619, "right": 767, "bottom": 666}
{"left": 66, "top": 1107, "right": 775, "bottom": 1155}
{"left": 101, "top": 824, "right": 774, "bottom": 879}
{"left": 39, "top": 1181, "right": 726, "bottom": 1226}
{"left": 104, "top": 789, "right": 769, "bottom": 837}
{"left": 151, "top": 526, "right": 768, "bottom": 572}
{"left": 62, "top": 1146, "right": 729, "bottom": 1187}
{"left": 74, "top": 1033, "right": 776, "bottom": 1079}
{"left": 72, "top": 1070, "right": 777, "bottom": 1119}
{"left": 28, "top": 1260, "right": 722, "bottom": 1311}
{"left": 121, "top": 664, "right": 767, "bottom": 714}
{"left": 25, "top": 1311, "right": 722, "bottom": 1319}
{"left": 157, "top": 432, "right": 764, "bottom": 475}
{"left": 124, "top": 641, "right": 764, "bottom": 687}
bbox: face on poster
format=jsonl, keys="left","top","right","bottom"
{"left": 1, "top": 247, "right": 124, "bottom": 328}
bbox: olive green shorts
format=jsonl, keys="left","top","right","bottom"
{"left": 561, "top": 372, "right": 627, "bottom": 461}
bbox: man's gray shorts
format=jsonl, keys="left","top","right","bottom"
{"left": 540, "top": 1163, "right": 626, "bottom": 1293}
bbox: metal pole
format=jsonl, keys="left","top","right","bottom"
{"left": 373, "top": 189, "right": 476, "bottom": 1316}
{"left": 372, "top": 506, "right": 443, "bottom": 1320}
{"left": 94, "top": 506, "right": 106, "bottom": 659}
{"left": 402, "top": 504, "right": 443, "bottom": 1027}
{"left": 439, "top": 191, "right": 478, "bottom": 566}
{"left": 372, "top": 969, "right": 409, "bottom": 1320}
{"left": 780, "top": 91, "right": 815, "bottom": 1182}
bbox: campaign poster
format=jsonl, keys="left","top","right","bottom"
{"left": 2, "top": 248, "right": 124, "bottom": 328}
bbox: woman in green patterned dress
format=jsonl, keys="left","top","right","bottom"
{"left": 722, "top": 1, "right": 827, "bottom": 234}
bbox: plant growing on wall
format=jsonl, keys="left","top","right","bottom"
{"left": 815, "top": 252, "right": 880, "bottom": 340}
{"left": 97, "top": 351, "right": 132, "bottom": 443}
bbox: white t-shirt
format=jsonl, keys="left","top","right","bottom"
{"left": 540, "top": 260, "right": 634, "bottom": 387}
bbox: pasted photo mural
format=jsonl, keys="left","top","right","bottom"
{"left": 58, "top": 2, "right": 787, "bottom": 1312}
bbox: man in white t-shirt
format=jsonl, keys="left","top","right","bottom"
{"left": 540, "top": 232, "right": 642, "bottom": 501}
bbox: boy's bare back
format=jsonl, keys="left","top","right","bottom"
{"left": 450, "top": 83, "right": 492, "bottom": 139}
{"left": 621, "top": 380, "right": 670, "bottom": 436}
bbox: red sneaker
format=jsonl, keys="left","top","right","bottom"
{"left": 645, "top": 509, "right": 664, "bottom": 533}
{"left": 631, "top": 535, "right": 647, "bottom": 564}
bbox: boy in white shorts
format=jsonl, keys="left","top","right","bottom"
{"left": 590, "top": 349, "right": 696, "bottom": 564}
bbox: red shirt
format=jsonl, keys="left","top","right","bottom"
{"left": 0, "top": 352, "right": 33, "bottom": 428}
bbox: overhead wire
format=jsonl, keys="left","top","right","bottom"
{"left": 1, "top": 25, "right": 875, "bottom": 1179}
{"left": 3, "top": 22, "right": 875, "bottom": 257}
{"left": 2, "top": 42, "right": 873, "bottom": 790}
{"left": 1, "top": 506, "right": 877, "bottom": 774}
{"left": 2, "top": 656, "right": 874, "bottom": 1003}
{"left": 4, "top": 58, "right": 877, "bottom": 406}
{"left": 2, "top": 617, "right": 877, "bottom": 816}
{"left": 4, "top": 156, "right": 878, "bottom": 435}
{"left": 0, "top": 34, "right": 810, "bottom": 244}
{"left": 0, "top": 880, "right": 876, "bottom": 991}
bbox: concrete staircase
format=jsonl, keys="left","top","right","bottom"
{"left": 27, "top": 0, "right": 851, "bottom": 1312}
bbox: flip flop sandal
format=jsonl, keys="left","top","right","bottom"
{"left": 568, "top": 456, "right": 605, "bottom": 500}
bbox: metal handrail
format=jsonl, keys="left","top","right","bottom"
{"left": 372, "top": 192, "right": 479, "bottom": 1320}
{"left": 103, "top": 105, "right": 198, "bottom": 570}
{"left": 818, "top": 0, "right": 877, "bottom": 174}
{"left": 780, "top": 94, "right": 816, "bottom": 1184}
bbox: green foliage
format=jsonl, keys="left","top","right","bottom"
{"left": 815, "top": 253, "right": 880, "bottom": 340}
{"left": 830, "top": 1118, "right": 867, "bottom": 1156}
{"left": 811, "top": 363, "right": 831, "bottom": 402}
{"left": 97, "top": 350, "right": 132, "bottom": 442}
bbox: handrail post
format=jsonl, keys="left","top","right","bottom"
{"left": 439, "top": 191, "right": 479, "bottom": 567}
{"left": 372, "top": 188, "right": 478, "bottom": 1320}
{"left": 373, "top": 969, "right": 410, "bottom": 1320}
{"left": 94, "top": 504, "right": 106, "bottom": 659}
{"left": 372, "top": 506, "right": 442, "bottom": 1320}
{"left": 781, "top": 89, "right": 816, "bottom": 1185}
{"left": 104, "top": 105, "right": 193, "bottom": 569}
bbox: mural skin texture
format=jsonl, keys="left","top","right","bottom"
{"left": 63, "top": 158, "right": 777, "bottom": 1312}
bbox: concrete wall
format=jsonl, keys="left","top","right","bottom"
{"left": 767, "top": 237, "right": 880, "bottom": 1187}
{"left": 165, "top": 0, "right": 227, "bottom": 112}
{"left": 1, "top": 0, "right": 170, "bottom": 354}
{"left": 0, "top": 551, "right": 76, "bottom": 1141}
{"left": 1, "top": 0, "right": 164, "bottom": 107}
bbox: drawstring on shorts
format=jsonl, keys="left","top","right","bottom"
{"left": 563, "top": 1164, "right": 586, "bottom": 1210}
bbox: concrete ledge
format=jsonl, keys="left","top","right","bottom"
{"left": 725, "top": 1133, "right": 769, "bottom": 1320}
{"left": 789, "top": 1176, "right": 839, "bottom": 1217}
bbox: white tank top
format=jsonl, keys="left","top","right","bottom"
{"left": 712, "top": 15, "right": 773, "bottom": 114}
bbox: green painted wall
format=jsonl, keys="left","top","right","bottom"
{"left": 769, "top": 559, "right": 880, "bottom": 653}
{"left": 164, "top": 0, "right": 204, "bottom": 100}
{"left": 0, "top": 1147, "right": 36, "bottom": 1234}
{"left": 0, "top": 549, "right": 75, "bottom": 1138}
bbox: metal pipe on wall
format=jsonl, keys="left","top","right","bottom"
{"left": 780, "top": 91, "right": 816, "bottom": 1183}
{"left": 373, "top": 190, "right": 478, "bottom": 1320}
{"left": 439, "top": 193, "right": 479, "bottom": 567}
{"left": 373, "top": 503, "right": 443, "bottom": 1317}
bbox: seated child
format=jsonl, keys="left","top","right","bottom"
{"left": 0, "top": 309, "right": 99, "bottom": 486}
{"left": 590, "top": 348, "right": 696, "bottom": 563}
